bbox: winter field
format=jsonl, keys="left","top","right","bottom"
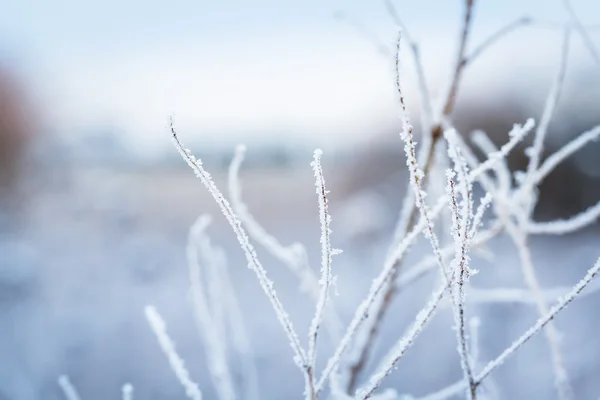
{"left": 1, "top": 0, "right": 600, "bottom": 399}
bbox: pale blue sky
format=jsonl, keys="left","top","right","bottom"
{"left": 1, "top": 0, "right": 598, "bottom": 155}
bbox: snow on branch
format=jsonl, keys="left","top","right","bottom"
{"left": 144, "top": 305, "right": 203, "bottom": 400}
{"left": 308, "top": 149, "right": 338, "bottom": 398}
{"left": 533, "top": 124, "right": 600, "bottom": 185}
{"left": 122, "top": 384, "right": 134, "bottom": 400}
{"left": 475, "top": 256, "right": 600, "bottom": 384}
{"left": 527, "top": 200, "right": 600, "bottom": 235}
{"left": 186, "top": 215, "right": 238, "bottom": 400}
{"left": 229, "top": 144, "right": 342, "bottom": 342}
{"left": 58, "top": 375, "right": 82, "bottom": 400}
{"left": 170, "top": 120, "right": 308, "bottom": 377}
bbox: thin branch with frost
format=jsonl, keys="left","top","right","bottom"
{"left": 469, "top": 193, "right": 493, "bottom": 240}
{"left": 468, "top": 119, "right": 535, "bottom": 180}
{"left": 442, "top": 0, "right": 476, "bottom": 116}
{"left": 356, "top": 272, "right": 453, "bottom": 399}
{"left": 122, "top": 384, "right": 134, "bottom": 400}
{"left": 383, "top": 0, "right": 434, "bottom": 128}
{"left": 527, "top": 199, "right": 600, "bottom": 235}
{"left": 562, "top": 0, "right": 600, "bottom": 64}
{"left": 198, "top": 221, "right": 260, "bottom": 400}
{"left": 522, "top": 28, "right": 571, "bottom": 203}
{"left": 504, "top": 223, "right": 573, "bottom": 400}
{"left": 216, "top": 248, "right": 261, "bottom": 400}
{"left": 333, "top": 11, "right": 390, "bottom": 57}
{"left": 346, "top": 2, "right": 484, "bottom": 386}
{"left": 187, "top": 215, "right": 237, "bottom": 400}
{"left": 465, "top": 16, "right": 532, "bottom": 67}
{"left": 228, "top": 145, "right": 312, "bottom": 291}
{"left": 532, "top": 125, "right": 600, "bottom": 185}
{"left": 468, "top": 278, "right": 600, "bottom": 305}
{"left": 316, "top": 211, "right": 428, "bottom": 392}
{"left": 144, "top": 306, "right": 203, "bottom": 400}
{"left": 58, "top": 375, "right": 81, "bottom": 400}
{"left": 417, "top": 256, "right": 600, "bottom": 399}
{"left": 470, "top": 130, "right": 511, "bottom": 195}
{"left": 308, "top": 149, "right": 337, "bottom": 399}
{"left": 317, "top": 128, "right": 517, "bottom": 389}
{"left": 476, "top": 256, "right": 600, "bottom": 385}
{"left": 446, "top": 170, "right": 477, "bottom": 400}
{"left": 229, "top": 144, "right": 342, "bottom": 342}
{"left": 171, "top": 120, "right": 309, "bottom": 378}
{"left": 397, "top": 223, "right": 501, "bottom": 291}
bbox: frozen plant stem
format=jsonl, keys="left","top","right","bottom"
{"left": 58, "top": 375, "right": 81, "bottom": 400}
{"left": 446, "top": 170, "right": 477, "bottom": 400}
{"left": 122, "top": 384, "right": 134, "bottom": 400}
{"left": 307, "top": 149, "right": 336, "bottom": 399}
{"left": 345, "top": 0, "right": 476, "bottom": 388}
{"left": 187, "top": 216, "right": 237, "bottom": 400}
{"left": 170, "top": 120, "right": 313, "bottom": 395}
{"left": 145, "top": 306, "right": 203, "bottom": 400}
{"left": 229, "top": 145, "right": 342, "bottom": 343}
{"left": 476, "top": 256, "right": 600, "bottom": 385}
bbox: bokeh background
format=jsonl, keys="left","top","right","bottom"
{"left": 0, "top": 0, "right": 599, "bottom": 399}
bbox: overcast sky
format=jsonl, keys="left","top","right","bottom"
{"left": 1, "top": 0, "right": 599, "bottom": 156}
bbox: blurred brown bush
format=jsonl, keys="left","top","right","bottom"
{"left": 0, "top": 67, "right": 35, "bottom": 209}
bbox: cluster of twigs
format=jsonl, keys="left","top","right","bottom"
{"left": 58, "top": 1, "right": 600, "bottom": 400}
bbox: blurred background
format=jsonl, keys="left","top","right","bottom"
{"left": 0, "top": 0, "right": 599, "bottom": 399}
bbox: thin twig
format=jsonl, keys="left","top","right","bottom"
{"left": 308, "top": 149, "right": 336, "bottom": 400}
{"left": 465, "top": 16, "right": 532, "bottom": 67}
{"left": 145, "top": 306, "right": 203, "bottom": 400}
{"left": 58, "top": 375, "right": 82, "bottom": 400}
{"left": 475, "top": 256, "right": 600, "bottom": 385}
{"left": 170, "top": 121, "right": 310, "bottom": 384}
{"left": 446, "top": 170, "right": 477, "bottom": 399}
{"left": 383, "top": 0, "right": 434, "bottom": 128}
{"left": 532, "top": 125, "right": 600, "bottom": 186}
{"left": 522, "top": 28, "right": 572, "bottom": 206}
{"left": 563, "top": 0, "right": 600, "bottom": 64}
{"left": 333, "top": 10, "right": 390, "bottom": 57}
{"left": 122, "top": 384, "right": 134, "bottom": 400}
{"left": 345, "top": 2, "right": 478, "bottom": 382}
{"left": 442, "top": 0, "right": 476, "bottom": 116}
{"left": 229, "top": 145, "right": 342, "bottom": 342}
{"left": 527, "top": 199, "right": 600, "bottom": 235}
{"left": 416, "top": 256, "right": 600, "bottom": 399}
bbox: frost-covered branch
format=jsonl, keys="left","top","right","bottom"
{"left": 475, "top": 256, "right": 600, "bottom": 385}
{"left": 445, "top": 168, "right": 477, "bottom": 400}
{"left": 470, "top": 130, "right": 511, "bottom": 195}
{"left": 171, "top": 122, "right": 309, "bottom": 383}
{"left": 562, "top": 0, "right": 600, "bottom": 64}
{"left": 383, "top": 0, "right": 433, "bottom": 129}
{"left": 442, "top": 0, "right": 475, "bottom": 116}
{"left": 355, "top": 271, "right": 454, "bottom": 399}
{"left": 228, "top": 145, "right": 313, "bottom": 293}
{"left": 187, "top": 215, "right": 241, "bottom": 400}
{"left": 145, "top": 306, "right": 203, "bottom": 400}
{"left": 229, "top": 144, "right": 342, "bottom": 343}
{"left": 58, "top": 375, "right": 81, "bottom": 400}
{"left": 527, "top": 200, "right": 600, "bottom": 235}
{"left": 308, "top": 149, "right": 337, "bottom": 399}
{"left": 122, "top": 384, "right": 134, "bottom": 400}
{"left": 468, "top": 119, "right": 535, "bottom": 180}
{"left": 532, "top": 125, "right": 600, "bottom": 185}
{"left": 465, "top": 16, "right": 532, "bottom": 66}
{"left": 333, "top": 10, "right": 390, "bottom": 57}
{"left": 522, "top": 28, "right": 571, "bottom": 206}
